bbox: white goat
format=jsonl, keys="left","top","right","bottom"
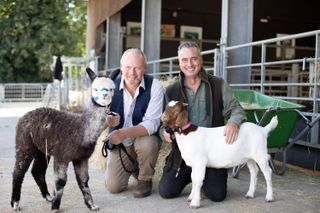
{"left": 161, "top": 101, "right": 278, "bottom": 208}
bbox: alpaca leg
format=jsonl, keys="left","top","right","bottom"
{"left": 31, "top": 151, "right": 52, "bottom": 201}
{"left": 51, "top": 161, "right": 68, "bottom": 212}
{"left": 11, "top": 149, "right": 34, "bottom": 211}
{"left": 188, "top": 163, "right": 206, "bottom": 209}
{"left": 256, "top": 155, "right": 273, "bottom": 202}
{"left": 245, "top": 160, "right": 259, "bottom": 199}
{"left": 73, "top": 159, "right": 99, "bottom": 211}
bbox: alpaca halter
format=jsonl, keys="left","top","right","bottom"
{"left": 92, "top": 97, "right": 109, "bottom": 107}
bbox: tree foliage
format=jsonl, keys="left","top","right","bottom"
{"left": 0, "top": 0, "right": 87, "bottom": 83}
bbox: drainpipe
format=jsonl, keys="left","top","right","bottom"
{"left": 220, "top": 0, "right": 229, "bottom": 80}
{"left": 141, "top": 0, "right": 146, "bottom": 51}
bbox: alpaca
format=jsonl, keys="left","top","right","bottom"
{"left": 11, "top": 68, "right": 119, "bottom": 212}
{"left": 161, "top": 101, "right": 278, "bottom": 208}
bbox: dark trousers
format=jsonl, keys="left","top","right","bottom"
{"left": 158, "top": 160, "right": 228, "bottom": 202}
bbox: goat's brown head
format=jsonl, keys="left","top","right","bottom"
{"left": 161, "top": 101, "right": 188, "bottom": 129}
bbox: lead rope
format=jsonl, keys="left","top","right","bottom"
{"left": 118, "top": 144, "right": 139, "bottom": 173}
{"left": 102, "top": 140, "right": 139, "bottom": 173}
{"left": 164, "top": 127, "right": 177, "bottom": 172}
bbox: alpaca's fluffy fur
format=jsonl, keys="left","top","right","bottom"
{"left": 161, "top": 101, "right": 278, "bottom": 208}
{"left": 11, "top": 68, "right": 118, "bottom": 212}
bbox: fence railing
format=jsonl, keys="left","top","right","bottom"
{"left": 117, "top": 29, "right": 320, "bottom": 149}
{"left": 0, "top": 83, "right": 49, "bottom": 102}
{"left": 221, "top": 30, "right": 320, "bottom": 149}
{"left": 10, "top": 29, "right": 317, "bottom": 148}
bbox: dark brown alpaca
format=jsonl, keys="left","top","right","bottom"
{"left": 11, "top": 68, "right": 119, "bottom": 212}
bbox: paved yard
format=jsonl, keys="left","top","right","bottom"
{"left": 0, "top": 102, "right": 319, "bottom": 213}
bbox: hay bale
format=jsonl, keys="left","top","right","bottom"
{"left": 154, "top": 141, "right": 171, "bottom": 181}
{"left": 89, "top": 130, "right": 108, "bottom": 170}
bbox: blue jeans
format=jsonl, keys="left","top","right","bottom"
{"left": 158, "top": 160, "right": 228, "bottom": 202}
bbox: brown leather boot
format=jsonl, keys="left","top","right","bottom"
{"left": 133, "top": 180, "right": 152, "bottom": 198}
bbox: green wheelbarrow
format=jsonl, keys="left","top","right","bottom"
{"left": 232, "top": 89, "right": 307, "bottom": 176}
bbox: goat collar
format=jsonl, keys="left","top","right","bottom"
{"left": 174, "top": 122, "right": 198, "bottom": 135}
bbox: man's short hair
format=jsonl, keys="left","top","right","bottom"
{"left": 177, "top": 41, "right": 201, "bottom": 55}
{"left": 120, "top": 48, "right": 147, "bottom": 67}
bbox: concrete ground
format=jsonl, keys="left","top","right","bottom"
{"left": 0, "top": 102, "right": 319, "bottom": 213}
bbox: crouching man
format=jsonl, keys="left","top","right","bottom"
{"left": 158, "top": 41, "right": 246, "bottom": 201}
{"left": 105, "top": 48, "right": 164, "bottom": 198}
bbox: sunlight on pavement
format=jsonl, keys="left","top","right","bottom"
{"left": 0, "top": 102, "right": 43, "bottom": 117}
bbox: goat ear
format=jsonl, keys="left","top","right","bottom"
{"left": 108, "top": 69, "right": 120, "bottom": 80}
{"left": 86, "top": 67, "right": 97, "bottom": 81}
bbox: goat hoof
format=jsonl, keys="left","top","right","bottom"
{"left": 90, "top": 205, "right": 100, "bottom": 211}
{"left": 51, "top": 209, "right": 60, "bottom": 213}
{"left": 189, "top": 201, "right": 200, "bottom": 209}
{"left": 245, "top": 193, "right": 254, "bottom": 199}
{"left": 265, "top": 196, "right": 273, "bottom": 202}
{"left": 189, "top": 204, "right": 200, "bottom": 209}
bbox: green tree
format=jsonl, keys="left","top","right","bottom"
{"left": 0, "top": 0, "right": 87, "bottom": 83}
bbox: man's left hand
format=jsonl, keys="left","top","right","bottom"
{"left": 224, "top": 122, "right": 239, "bottom": 144}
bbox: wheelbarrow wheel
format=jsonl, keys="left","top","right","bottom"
{"left": 232, "top": 166, "right": 241, "bottom": 178}
{"left": 269, "top": 154, "right": 286, "bottom": 176}
{"left": 232, "top": 163, "right": 246, "bottom": 178}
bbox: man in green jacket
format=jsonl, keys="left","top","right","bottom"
{"left": 159, "top": 41, "right": 246, "bottom": 202}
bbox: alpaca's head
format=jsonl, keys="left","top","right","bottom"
{"left": 161, "top": 101, "right": 189, "bottom": 129}
{"left": 86, "top": 68, "right": 119, "bottom": 107}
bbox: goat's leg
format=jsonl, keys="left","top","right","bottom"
{"left": 245, "top": 160, "right": 259, "bottom": 199}
{"left": 256, "top": 155, "right": 273, "bottom": 202}
{"left": 188, "top": 164, "right": 206, "bottom": 209}
{"left": 11, "top": 149, "right": 34, "bottom": 211}
{"left": 72, "top": 159, "right": 99, "bottom": 211}
{"left": 51, "top": 161, "right": 68, "bottom": 212}
{"left": 31, "top": 151, "right": 52, "bottom": 202}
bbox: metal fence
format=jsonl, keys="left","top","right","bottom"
{"left": 112, "top": 29, "right": 320, "bottom": 149}
{"left": 221, "top": 30, "right": 320, "bottom": 149}
{"left": 3, "top": 30, "right": 318, "bottom": 149}
{"left": 0, "top": 83, "right": 49, "bottom": 102}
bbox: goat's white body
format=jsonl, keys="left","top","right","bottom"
{"left": 174, "top": 117, "right": 278, "bottom": 208}
{"left": 176, "top": 122, "right": 268, "bottom": 168}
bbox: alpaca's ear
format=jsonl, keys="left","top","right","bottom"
{"left": 108, "top": 69, "right": 120, "bottom": 80}
{"left": 86, "top": 67, "right": 97, "bottom": 81}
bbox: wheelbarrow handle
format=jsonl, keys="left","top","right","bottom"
{"left": 266, "top": 106, "right": 281, "bottom": 113}
{"left": 255, "top": 107, "right": 281, "bottom": 125}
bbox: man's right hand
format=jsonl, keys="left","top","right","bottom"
{"left": 106, "top": 112, "right": 120, "bottom": 127}
{"left": 163, "top": 130, "right": 172, "bottom": 143}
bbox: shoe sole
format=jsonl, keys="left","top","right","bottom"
{"left": 133, "top": 191, "right": 151, "bottom": 198}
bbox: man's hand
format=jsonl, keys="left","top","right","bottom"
{"left": 224, "top": 122, "right": 239, "bottom": 144}
{"left": 106, "top": 129, "right": 124, "bottom": 145}
{"left": 163, "top": 130, "right": 172, "bottom": 143}
{"left": 105, "top": 112, "right": 120, "bottom": 127}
